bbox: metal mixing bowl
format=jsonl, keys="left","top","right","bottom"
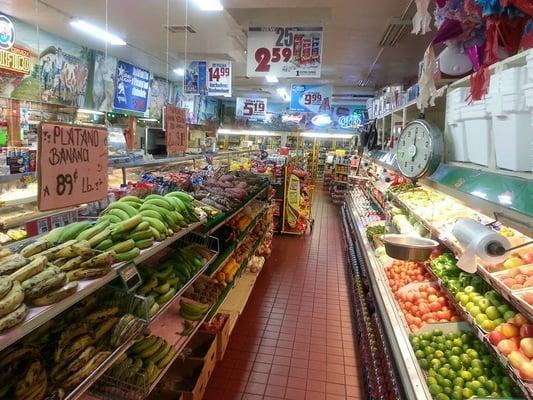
{"left": 381, "top": 234, "right": 439, "bottom": 262}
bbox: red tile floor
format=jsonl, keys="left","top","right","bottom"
{"left": 204, "top": 190, "right": 363, "bottom": 400}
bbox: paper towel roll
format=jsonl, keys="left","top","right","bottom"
{"left": 452, "top": 218, "right": 511, "bottom": 272}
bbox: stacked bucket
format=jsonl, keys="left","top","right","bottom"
{"left": 446, "top": 49, "right": 533, "bottom": 172}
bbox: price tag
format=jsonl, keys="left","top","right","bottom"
{"left": 38, "top": 123, "right": 108, "bottom": 211}
{"left": 118, "top": 263, "right": 142, "bottom": 292}
{"left": 165, "top": 105, "right": 189, "bottom": 155}
{"left": 235, "top": 97, "right": 268, "bottom": 120}
{"left": 247, "top": 27, "right": 323, "bottom": 78}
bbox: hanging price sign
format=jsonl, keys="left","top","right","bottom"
{"left": 247, "top": 27, "right": 323, "bottom": 78}
{"left": 290, "top": 84, "right": 332, "bottom": 113}
{"left": 165, "top": 105, "right": 189, "bottom": 154}
{"left": 235, "top": 97, "right": 268, "bottom": 120}
{"left": 38, "top": 123, "right": 108, "bottom": 211}
{"left": 206, "top": 61, "right": 232, "bottom": 97}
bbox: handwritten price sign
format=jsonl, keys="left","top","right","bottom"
{"left": 235, "top": 97, "right": 268, "bottom": 120}
{"left": 247, "top": 27, "right": 323, "bottom": 78}
{"left": 165, "top": 105, "right": 188, "bottom": 154}
{"left": 38, "top": 123, "right": 108, "bottom": 211}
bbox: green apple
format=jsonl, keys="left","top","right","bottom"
{"left": 475, "top": 313, "right": 488, "bottom": 325}
{"left": 485, "top": 306, "right": 501, "bottom": 321}
{"left": 477, "top": 298, "right": 490, "bottom": 312}
{"left": 470, "top": 306, "right": 481, "bottom": 317}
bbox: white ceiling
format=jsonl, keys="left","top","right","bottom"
{"left": 0, "top": 0, "right": 433, "bottom": 100}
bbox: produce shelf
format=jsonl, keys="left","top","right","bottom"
{"left": 202, "top": 185, "right": 269, "bottom": 235}
{"left": 0, "top": 219, "right": 206, "bottom": 353}
{"left": 0, "top": 171, "right": 37, "bottom": 184}
{"left": 207, "top": 205, "right": 268, "bottom": 278}
{"left": 344, "top": 193, "right": 432, "bottom": 400}
{"left": 357, "top": 188, "right": 533, "bottom": 399}
{"left": 384, "top": 185, "right": 533, "bottom": 328}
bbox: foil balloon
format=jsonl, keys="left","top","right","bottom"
{"left": 475, "top": 0, "right": 503, "bottom": 16}
{"left": 500, "top": 0, "right": 533, "bottom": 17}
{"left": 464, "top": 44, "right": 485, "bottom": 70}
{"left": 432, "top": 18, "right": 464, "bottom": 44}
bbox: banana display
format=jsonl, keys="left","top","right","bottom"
{"left": 106, "top": 334, "right": 176, "bottom": 388}
{"left": 0, "top": 287, "right": 145, "bottom": 400}
{"left": 179, "top": 299, "right": 210, "bottom": 322}
{"left": 137, "top": 244, "right": 213, "bottom": 318}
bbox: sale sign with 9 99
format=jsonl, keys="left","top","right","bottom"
{"left": 290, "top": 84, "right": 332, "bottom": 114}
{"left": 246, "top": 27, "right": 323, "bottom": 78}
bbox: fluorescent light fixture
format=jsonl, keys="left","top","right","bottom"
{"left": 300, "top": 132, "right": 354, "bottom": 139}
{"left": 471, "top": 191, "right": 487, "bottom": 199}
{"left": 266, "top": 75, "right": 279, "bottom": 83}
{"left": 173, "top": 68, "right": 185, "bottom": 76}
{"left": 498, "top": 194, "right": 513, "bottom": 205}
{"left": 276, "top": 88, "right": 290, "bottom": 102}
{"left": 139, "top": 118, "right": 159, "bottom": 122}
{"left": 194, "top": 0, "right": 223, "bottom": 11}
{"left": 70, "top": 19, "right": 126, "bottom": 45}
{"left": 217, "top": 128, "right": 280, "bottom": 137}
{"left": 77, "top": 108, "right": 105, "bottom": 115}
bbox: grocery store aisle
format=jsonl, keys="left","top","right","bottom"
{"left": 205, "top": 190, "right": 363, "bottom": 400}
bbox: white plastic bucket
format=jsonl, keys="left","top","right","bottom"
{"left": 526, "top": 51, "right": 533, "bottom": 82}
{"left": 462, "top": 101, "right": 492, "bottom": 166}
{"left": 446, "top": 88, "right": 470, "bottom": 161}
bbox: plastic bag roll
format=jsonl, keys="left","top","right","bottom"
{"left": 452, "top": 218, "right": 510, "bottom": 271}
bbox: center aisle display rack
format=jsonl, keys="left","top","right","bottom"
{"left": 0, "top": 150, "right": 272, "bottom": 400}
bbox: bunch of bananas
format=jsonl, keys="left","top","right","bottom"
{"left": 0, "top": 345, "right": 47, "bottom": 399}
{"left": 107, "top": 334, "right": 176, "bottom": 387}
{"left": 137, "top": 244, "right": 212, "bottom": 318}
{"left": 179, "top": 299, "right": 210, "bottom": 322}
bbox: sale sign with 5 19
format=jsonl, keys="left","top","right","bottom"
{"left": 235, "top": 97, "right": 268, "bottom": 120}
{"left": 38, "top": 123, "right": 109, "bottom": 211}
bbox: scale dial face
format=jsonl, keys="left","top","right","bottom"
{"left": 396, "top": 120, "right": 443, "bottom": 179}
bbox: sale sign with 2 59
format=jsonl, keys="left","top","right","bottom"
{"left": 246, "top": 27, "right": 323, "bottom": 78}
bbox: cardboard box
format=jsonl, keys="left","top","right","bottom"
{"left": 217, "top": 312, "right": 237, "bottom": 361}
{"left": 151, "top": 359, "right": 208, "bottom": 400}
{"left": 187, "top": 332, "right": 217, "bottom": 368}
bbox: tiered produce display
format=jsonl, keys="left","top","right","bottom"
{"left": 344, "top": 180, "right": 533, "bottom": 400}
{"left": 0, "top": 167, "right": 272, "bottom": 400}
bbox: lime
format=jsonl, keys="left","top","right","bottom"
{"left": 470, "top": 359, "right": 483, "bottom": 369}
{"left": 476, "top": 388, "right": 488, "bottom": 397}
{"left": 435, "top": 350, "right": 445, "bottom": 359}
{"left": 415, "top": 350, "right": 425, "bottom": 359}
{"left": 433, "top": 329, "right": 443, "bottom": 336}
{"left": 470, "top": 367, "right": 483, "bottom": 378}
{"left": 450, "top": 357, "right": 462, "bottom": 370}
{"left": 453, "top": 377, "right": 465, "bottom": 388}
{"left": 501, "top": 389, "right": 513, "bottom": 398}
{"left": 422, "top": 332, "right": 432, "bottom": 341}
{"left": 477, "top": 375, "right": 487, "bottom": 385}
{"left": 427, "top": 376, "right": 438, "bottom": 386}
{"left": 437, "top": 343, "right": 447, "bottom": 351}
{"left": 425, "top": 346, "right": 435, "bottom": 356}
{"left": 461, "top": 387, "right": 474, "bottom": 398}
{"left": 451, "top": 346, "right": 462, "bottom": 356}
{"left": 460, "top": 370, "right": 473, "bottom": 381}
{"left": 484, "top": 379, "right": 496, "bottom": 392}
{"left": 466, "top": 349, "right": 479, "bottom": 360}
{"left": 452, "top": 338, "right": 463, "bottom": 347}
{"left": 469, "top": 380, "right": 482, "bottom": 391}
{"left": 447, "top": 370, "right": 456, "bottom": 380}
{"left": 436, "top": 394, "right": 450, "bottom": 400}
{"left": 419, "top": 359, "right": 429, "bottom": 370}
{"left": 481, "top": 355, "right": 493, "bottom": 367}
{"left": 429, "top": 384, "right": 444, "bottom": 395}
{"left": 493, "top": 318, "right": 504, "bottom": 326}
{"left": 421, "top": 339, "right": 430, "bottom": 348}
{"left": 460, "top": 354, "right": 471, "bottom": 368}
{"left": 442, "top": 378, "right": 453, "bottom": 389}
{"left": 438, "top": 367, "right": 450, "bottom": 378}
{"left": 451, "top": 389, "right": 463, "bottom": 400}
{"left": 431, "top": 359, "right": 442, "bottom": 370}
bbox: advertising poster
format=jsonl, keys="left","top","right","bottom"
{"left": 91, "top": 51, "right": 117, "bottom": 112}
{"left": 0, "top": 14, "right": 91, "bottom": 107}
{"left": 148, "top": 76, "right": 170, "bottom": 120}
{"left": 235, "top": 97, "right": 267, "bottom": 120}
{"left": 113, "top": 60, "right": 150, "bottom": 113}
{"left": 184, "top": 61, "right": 206, "bottom": 95}
{"left": 247, "top": 27, "right": 323, "bottom": 78}
{"left": 185, "top": 60, "right": 231, "bottom": 97}
{"left": 290, "top": 84, "right": 331, "bottom": 113}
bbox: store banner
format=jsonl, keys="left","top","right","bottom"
{"left": 38, "top": 123, "right": 108, "bottom": 211}
{"left": 184, "top": 60, "right": 231, "bottom": 96}
{"left": 235, "top": 97, "right": 268, "bottom": 120}
{"left": 165, "top": 104, "right": 188, "bottom": 154}
{"left": 113, "top": 60, "right": 150, "bottom": 113}
{"left": 290, "top": 84, "right": 331, "bottom": 113}
{"left": 246, "top": 27, "right": 323, "bottom": 78}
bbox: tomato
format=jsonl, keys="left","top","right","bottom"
{"left": 429, "top": 302, "right": 442, "bottom": 312}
